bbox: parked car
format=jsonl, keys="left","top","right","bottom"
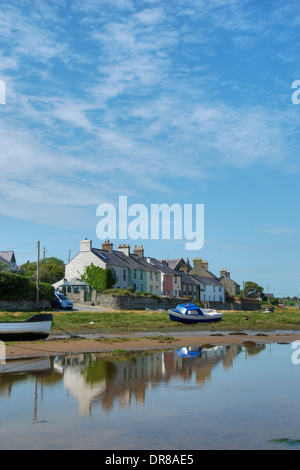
{"left": 52, "top": 292, "right": 73, "bottom": 310}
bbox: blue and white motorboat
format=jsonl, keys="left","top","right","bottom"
{"left": 168, "top": 303, "right": 223, "bottom": 324}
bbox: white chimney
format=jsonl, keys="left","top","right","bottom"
{"left": 118, "top": 244, "right": 130, "bottom": 256}
{"left": 80, "top": 239, "right": 92, "bottom": 252}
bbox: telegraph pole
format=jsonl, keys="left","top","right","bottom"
{"left": 36, "top": 241, "right": 40, "bottom": 308}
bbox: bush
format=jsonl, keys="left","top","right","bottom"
{"left": 0, "top": 272, "right": 54, "bottom": 302}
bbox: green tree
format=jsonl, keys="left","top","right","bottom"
{"left": 20, "top": 257, "right": 64, "bottom": 284}
{"left": 242, "top": 281, "right": 264, "bottom": 298}
{"left": 81, "top": 264, "right": 117, "bottom": 292}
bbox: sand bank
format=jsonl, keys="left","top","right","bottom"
{"left": 5, "top": 331, "right": 300, "bottom": 359}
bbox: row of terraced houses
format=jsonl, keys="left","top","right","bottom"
{"left": 55, "top": 239, "right": 241, "bottom": 303}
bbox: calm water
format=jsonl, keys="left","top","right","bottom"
{"left": 0, "top": 342, "right": 299, "bottom": 450}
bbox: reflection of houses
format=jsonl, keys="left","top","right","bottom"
{"left": 53, "top": 345, "right": 243, "bottom": 415}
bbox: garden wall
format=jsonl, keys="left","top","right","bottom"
{"left": 0, "top": 300, "right": 51, "bottom": 311}
{"left": 66, "top": 291, "right": 261, "bottom": 311}
{"left": 201, "top": 299, "right": 261, "bottom": 311}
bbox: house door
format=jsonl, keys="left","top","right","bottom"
{"left": 84, "top": 291, "right": 92, "bottom": 301}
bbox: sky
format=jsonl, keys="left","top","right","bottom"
{"left": 0, "top": 0, "right": 300, "bottom": 297}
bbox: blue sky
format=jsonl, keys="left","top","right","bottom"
{"left": 0, "top": 0, "right": 300, "bottom": 297}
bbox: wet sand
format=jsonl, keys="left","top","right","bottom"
{"left": 5, "top": 330, "right": 300, "bottom": 359}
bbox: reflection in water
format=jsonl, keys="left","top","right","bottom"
{"left": 0, "top": 344, "right": 266, "bottom": 418}
{"left": 1, "top": 342, "right": 297, "bottom": 450}
{"left": 52, "top": 344, "right": 249, "bottom": 415}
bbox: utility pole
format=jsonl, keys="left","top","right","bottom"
{"left": 36, "top": 241, "right": 40, "bottom": 308}
{"left": 43, "top": 247, "right": 47, "bottom": 260}
{"left": 68, "top": 250, "right": 71, "bottom": 263}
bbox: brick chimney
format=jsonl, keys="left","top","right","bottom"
{"left": 193, "top": 257, "right": 208, "bottom": 270}
{"left": 202, "top": 259, "right": 208, "bottom": 270}
{"left": 133, "top": 245, "right": 144, "bottom": 258}
{"left": 118, "top": 244, "right": 130, "bottom": 257}
{"left": 193, "top": 257, "right": 203, "bottom": 269}
{"left": 102, "top": 240, "right": 113, "bottom": 252}
{"left": 80, "top": 239, "right": 92, "bottom": 252}
{"left": 220, "top": 269, "right": 230, "bottom": 278}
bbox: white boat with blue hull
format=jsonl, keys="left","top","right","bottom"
{"left": 168, "top": 303, "right": 223, "bottom": 324}
{"left": 0, "top": 313, "right": 53, "bottom": 341}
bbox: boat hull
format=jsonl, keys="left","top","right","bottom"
{"left": 168, "top": 309, "right": 222, "bottom": 324}
{"left": 0, "top": 314, "right": 53, "bottom": 341}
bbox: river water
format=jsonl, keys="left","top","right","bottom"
{"left": 0, "top": 342, "right": 299, "bottom": 450}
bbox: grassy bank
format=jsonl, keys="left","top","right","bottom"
{"left": 1, "top": 307, "right": 300, "bottom": 333}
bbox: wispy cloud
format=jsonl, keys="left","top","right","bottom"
{"left": 258, "top": 225, "right": 297, "bottom": 235}
{"left": 0, "top": 0, "right": 299, "bottom": 229}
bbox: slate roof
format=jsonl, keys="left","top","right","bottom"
{"left": 61, "top": 278, "right": 90, "bottom": 287}
{"left": 180, "top": 271, "right": 199, "bottom": 285}
{"left": 147, "top": 257, "right": 179, "bottom": 275}
{"left": 91, "top": 248, "right": 159, "bottom": 272}
{"left": 193, "top": 275, "right": 224, "bottom": 287}
{"left": 162, "top": 258, "right": 183, "bottom": 270}
{"left": 219, "top": 274, "right": 240, "bottom": 287}
{"left": 0, "top": 251, "right": 16, "bottom": 264}
{"left": 188, "top": 265, "right": 216, "bottom": 279}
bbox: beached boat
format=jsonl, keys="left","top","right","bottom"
{"left": 168, "top": 303, "right": 223, "bottom": 324}
{"left": 0, "top": 313, "right": 53, "bottom": 341}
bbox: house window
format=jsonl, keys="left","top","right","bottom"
{"left": 150, "top": 285, "right": 153, "bottom": 293}
{"left": 140, "top": 284, "right": 143, "bottom": 291}
{"left": 140, "top": 271, "right": 143, "bottom": 279}
{"left": 155, "top": 273, "right": 158, "bottom": 281}
{"left": 174, "top": 276, "right": 177, "bottom": 283}
{"left": 123, "top": 270, "right": 127, "bottom": 281}
{"left": 133, "top": 269, "right": 136, "bottom": 279}
{"left": 165, "top": 275, "right": 168, "bottom": 282}
{"left": 150, "top": 272, "right": 153, "bottom": 280}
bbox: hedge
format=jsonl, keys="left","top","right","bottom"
{"left": 0, "top": 272, "right": 55, "bottom": 302}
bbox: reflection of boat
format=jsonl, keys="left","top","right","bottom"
{"left": 0, "top": 314, "right": 53, "bottom": 341}
{"left": 0, "top": 357, "right": 51, "bottom": 374}
{"left": 168, "top": 303, "right": 223, "bottom": 324}
{"left": 176, "top": 347, "right": 202, "bottom": 358}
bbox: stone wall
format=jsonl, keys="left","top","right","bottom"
{"left": 92, "top": 293, "right": 189, "bottom": 310}
{"left": 201, "top": 298, "right": 261, "bottom": 311}
{"left": 0, "top": 300, "right": 51, "bottom": 311}
{"left": 69, "top": 292, "right": 261, "bottom": 311}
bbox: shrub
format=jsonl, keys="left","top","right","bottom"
{"left": 0, "top": 272, "right": 54, "bottom": 302}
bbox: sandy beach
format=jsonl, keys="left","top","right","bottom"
{"left": 5, "top": 330, "right": 300, "bottom": 359}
